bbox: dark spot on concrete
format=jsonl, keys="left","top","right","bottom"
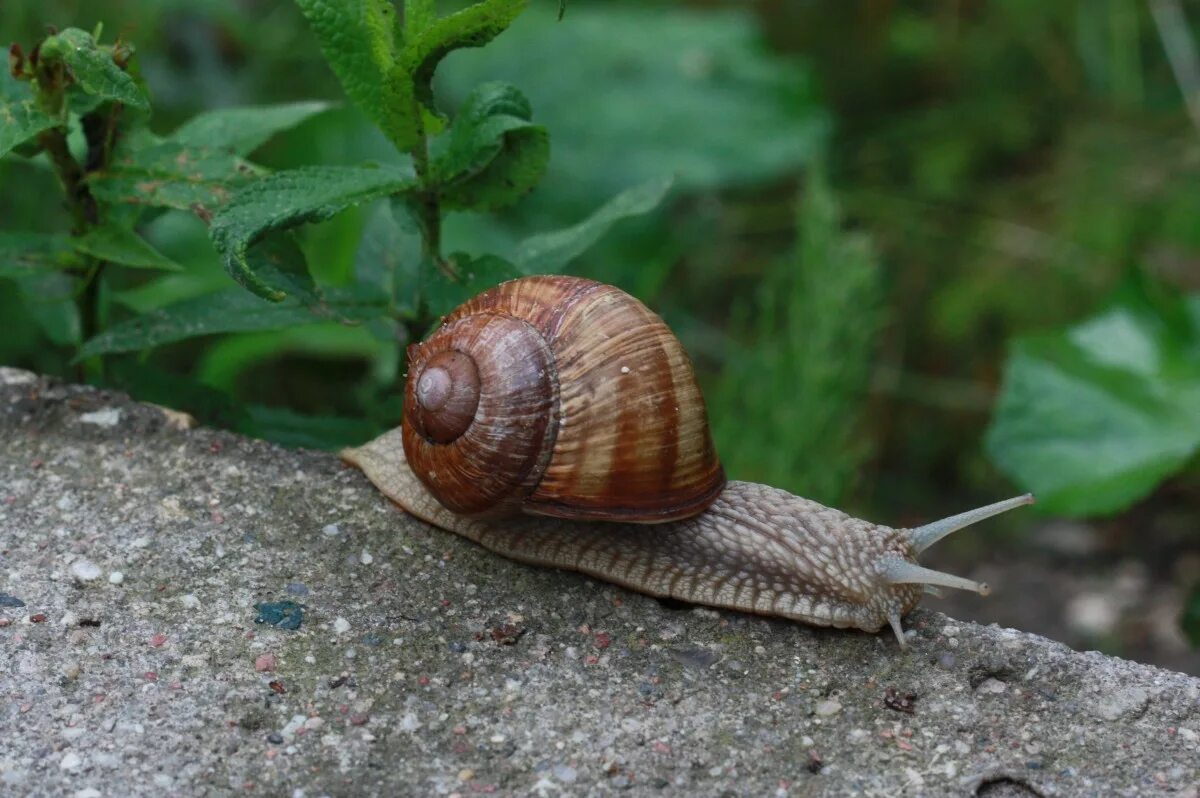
{"left": 977, "top": 776, "right": 1042, "bottom": 797}
{"left": 254, "top": 601, "right": 304, "bottom": 630}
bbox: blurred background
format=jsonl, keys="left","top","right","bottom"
{"left": 2, "top": 0, "right": 1198, "bottom": 673}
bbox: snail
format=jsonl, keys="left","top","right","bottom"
{"left": 342, "top": 275, "right": 1032, "bottom": 647}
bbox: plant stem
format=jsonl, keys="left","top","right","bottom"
{"left": 38, "top": 128, "right": 98, "bottom": 233}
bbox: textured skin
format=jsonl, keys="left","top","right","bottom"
{"left": 344, "top": 429, "right": 924, "bottom": 633}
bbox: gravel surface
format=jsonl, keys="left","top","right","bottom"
{"left": 1, "top": 367, "right": 1198, "bottom": 797}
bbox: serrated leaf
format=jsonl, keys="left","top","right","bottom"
{"left": 169, "top": 101, "right": 333, "bottom": 156}
{"left": 76, "top": 285, "right": 389, "bottom": 359}
{"left": 38, "top": 28, "right": 148, "bottom": 110}
{"left": 0, "top": 99, "right": 58, "bottom": 159}
{"left": 423, "top": 252, "right": 523, "bottom": 319}
{"left": 294, "top": 0, "right": 416, "bottom": 151}
{"left": 985, "top": 289, "right": 1200, "bottom": 516}
{"left": 355, "top": 199, "right": 422, "bottom": 314}
{"left": 0, "top": 232, "right": 79, "bottom": 276}
{"left": 431, "top": 81, "right": 534, "bottom": 177}
{"left": 73, "top": 226, "right": 183, "bottom": 271}
{"left": 515, "top": 176, "right": 673, "bottom": 273}
{"left": 88, "top": 137, "right": 262, "bottom": 213}
{"left": 209, "top": 164, "right": 416, "bottom": 300}
{"left": 402, "top": 0, "right": 528, "bottom": 115}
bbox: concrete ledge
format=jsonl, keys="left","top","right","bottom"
{"left": 1, "top": 367, "right": 1198, "bottom": 796}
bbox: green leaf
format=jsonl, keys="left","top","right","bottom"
{"left": 76, "top": 285, "right": 389, "bottom": 359}
{"left": 88, "top": 137, "right": 262, "bottom": 214}
{"left": 15, "top": 271, "right": 82, "bottom": 346}
{"left": 433, "top": 86, "right": 548, "bottom": 212}
{"left": 0, "top": 232, "right": 79, "bottom": 276}
{"left": 209, "top": 164, "right": 416, "bottom": 300}
{"left": 0, "top": 99, "right": 58, "bottom": 159}
{"left": 294, "top": 0, "right": 416, "bottom": 151}
{"left": 431, "top": 81, "right": 549, "bottom": 210}
{"left": 73, "top": 226, "right": 184, "bottom": 272}
{"left": 402, "top": 0, "right": 528, "bottom": 116}
{"left": 423, "top": 253, "right": 523, "bottom": 319}
{"left": 515, "top": 177, "right": 673, "bottom": 273}
{"left": 985, "top": 288, "right": 1200, "bottom": 516}
{"left": 38, "top": 29, "right": 148, "bottom": 110}
{"left": 240, "top": 405, "right": 380, "bottom": 450}
{"left": 169, "top": 101, "right": 333, "bottom": 156}
{"left": 404, "top": 0, "right": 438, "bottom": 36}
{"left": 355, "top": 199, "right": 422, "bottom": 315}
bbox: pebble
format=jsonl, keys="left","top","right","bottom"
{"left": 553, "top": 764, "right": 578, "bottom": 783}
{"left": 815, "top": 699, "right": 842, "bottom": 717}
{"left": 286, "top": 583, "right": 309, "bottom": 596}
{"left": 255, "top": 653, "right": 277, "bottom": 672}
{"left": 59, "top": 751, "right": 82, "bottom": 771}
{"left": 267, "top": 733, "right": 284, "bottom": 744}
{"left": 322, "top": 523, "right": 341, "bottom": 537}
{"left": 1089, "top": 686, "right": 1150, "bottom": 721}
{"left": 360, "top": 549, "right": 373, "bottom": 565}
{"left": 75, "top": 789, "right": 102, "bottom": 798}
{"left": 977, "top": 678, "right": 1008, "bottom": 695}
{"left": 0, "top": 593, "right": 25, "bottom": 608}
{"left": 150, "top": 633, "right": 168, "bottom": 647}
{"left": 79, "top": 407, "right": 121, "bottom": 427}
{"left": 70, "top": 559, "right": 103, "bottom": 582}
{"left": 333, "top": 617, "right": 351, "bottom": 634}
{"left": 108, "top": 571, "right": 124, "bottom": 585}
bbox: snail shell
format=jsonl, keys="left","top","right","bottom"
{"left": 402, "top": 276, "right": 725, "bottom": 521}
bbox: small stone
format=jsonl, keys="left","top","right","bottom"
{"left": 815, "top": 699, "right": 842, "bottom": 717}
{"left": 333, "top": 617, "right": 351, "bottom": 634}
{"left": 285, "top": 583, "right": 309, "bottom": 596}
{"left": 149, "top": 633, "right": 167, "bottom": 647}
{"left": 79, "top": 407, "right": 121, "bottom": 427}
{"left": 267, "top": 733, "right": 284, "bottom": 744}
{"left": 59, "top": 751, "right": 82, "bottom": 771}
{"left": 255, "top": 653, "right": 277, "bottom": 672}
{"left": 553, "top": 764, "right": 578, "bottom": 783}
{"left": 70, "top": 559, "right": 103, "bottom": 582}
{"left": 977, "top": 678, "right": 1007, "bottom": 694}
{"left": 360, "top": 549, "right": 373, "bottom": 565}
{"left": 108, "top": 571, "right": 124, "bottom": 585}
{"left": 349, "top": 713, "right": 369, "bottom": 726}
{"left": 62, "top": 662, "right": 81, "bottom": 680}
{"left": 75, "top": 789, "right": 102, "bottom": 798}
{"left": 1089, "top": 686, "right": 1150, "bottom": 721}
{"left": 322, "top": 523, "right": 341, "bottom": 537}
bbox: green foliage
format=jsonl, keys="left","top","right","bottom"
{"left": 710, "top": 170, "right": 882, "bottom": 505}
{"left": 73, "top": 226, "right": 182, "bottom": 272}
{"left": 37, "top": 28, "right": 149, "bottom": 110}
{"left": 0, "top": 98, "right": 56, "bottom": 158}
{"left": 986, "top": 284, "right": 1200, "bottom": 515}
{"left": 433, "top": 82, "right": 548, "bottom": 211}
{"left": 1185, "top": 583, "right": 1200, "bottom": 648}
{"left": 210, "top": 165, "right": 415, "bottom": 299}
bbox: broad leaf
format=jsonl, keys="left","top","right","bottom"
{"left": 402, "top": 0, "right": 528, "bottom": 115}
{"left": 423, "top": 252, "right": 523, "bottom": 319}
{"left": 38, "top": 29, "right": 148, "bottom": 110}
{"left": 0, "top": 232, "right": 79, "bottom": 276}
{"left": 77, "top": 285, "right": 389, "bottom": 359}
{"left": 74, "top": 226, "right": 183, "bottom": 271}
{"left": 0, "top": 100, "right": 57, "bottom": 159}
{"left": 515, "top": 176, "right": 673, "bottom": 273}
{"left": 432, "top": 81, "right": 548, "bottom": 210}
{"left": 436, "top": 87, "right": 547, "bottom": 211}
{"left": 355, "top": 199, "right": 422, "bottom": 314}
{"left": 294, "top": 0, "right": 416, "bottom": 151}
{"left": 209, "top": 164, "right": 416, "bottom": 300}
{"left": 169, "top": 101, "right": 333, "bottom": 156}
{"left": 15, "top": 272, "right": 82, "bottom": 346}
{"left": 89, "top": 137, "right": 262, "bottom": 214}
{"left": 986, "top": 289, "right": 1200, "bottom": 516}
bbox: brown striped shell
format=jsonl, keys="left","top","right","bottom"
{"left": 401, "top": 275, "right": 726, "bottom": 522}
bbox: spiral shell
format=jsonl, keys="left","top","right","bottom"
{"left": 401, "top": 275, "right": 725, "bottom": 521}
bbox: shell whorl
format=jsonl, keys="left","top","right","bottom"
{"left": 401, "top": 276, "right": 725, "bottom": 521}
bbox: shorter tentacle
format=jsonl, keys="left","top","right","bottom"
{"left": 880, "top": 557, "right": 991, "bottom": 596}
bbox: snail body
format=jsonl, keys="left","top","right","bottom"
{"left": 343, "top": 276, "right": 1032, "bottom": 646}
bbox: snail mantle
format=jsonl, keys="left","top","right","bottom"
{"left": 2, "top": 368, "right": 1198, "bottom": 797}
